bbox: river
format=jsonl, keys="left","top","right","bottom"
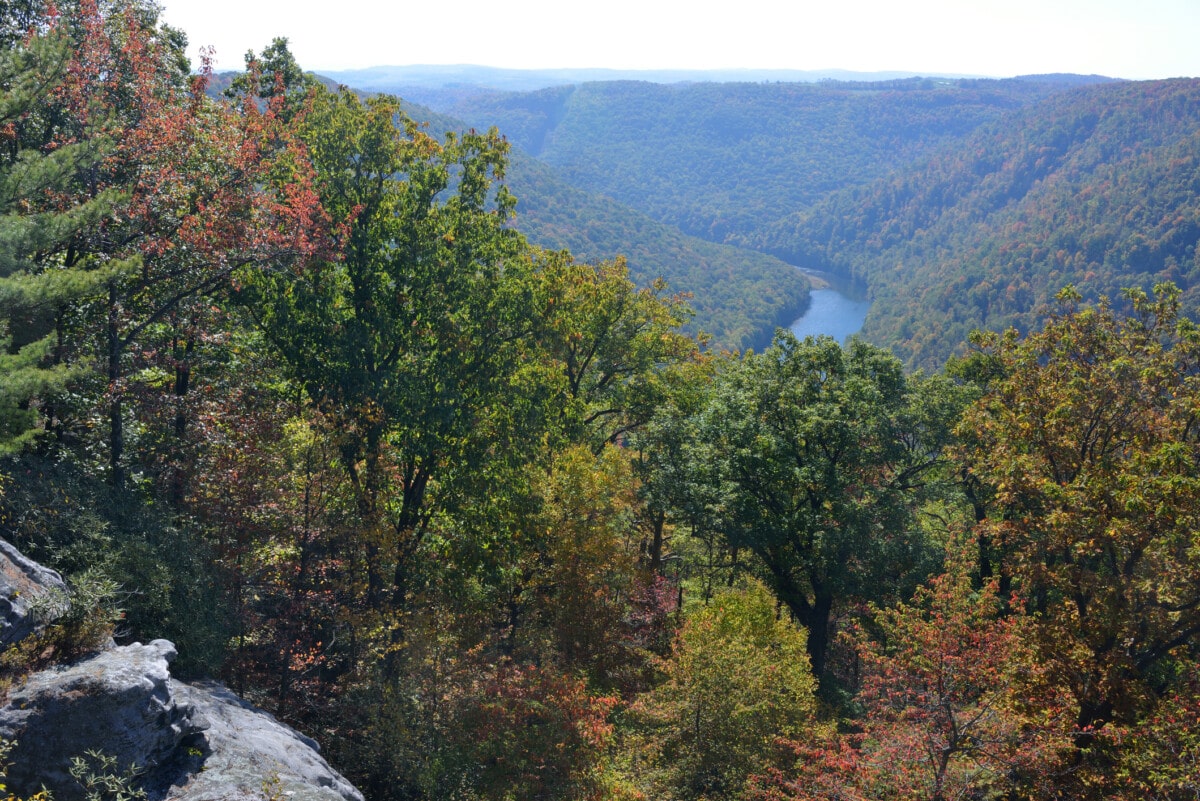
{"left": 789, "top": 287, "right": 871, "bottom": 344}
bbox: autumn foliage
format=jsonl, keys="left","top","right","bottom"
{"left": 2, "top": 5, "right": 1200, "bottom": 801}
{"left": 754, "top": 564, "right": 1072, "bottom": 801}
{"left": 755, "top": 286, "right": 1200, "bottom": 800}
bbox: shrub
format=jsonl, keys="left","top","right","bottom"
{"left": 627, "top": 580, "right": 821, "bottom": 800}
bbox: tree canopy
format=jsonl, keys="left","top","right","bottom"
{"left": 1, "top": 9, "right": 1199, "bottom": 801}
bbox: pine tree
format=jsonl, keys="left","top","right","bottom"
{"left": 0, "top": 11, "right": 119, "bottom": 454}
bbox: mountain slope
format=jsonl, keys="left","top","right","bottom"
{"left": 507, "top": 155, "right": 809, "bottom": 350}
{"left": 431, "top": 77, "right": 1107, "bottom": 247}
{"left": 393, "top": 100, "right": 810, "bottom": 351}
{"left": 758, "top": 78, "right": 1200, "bottom": 367}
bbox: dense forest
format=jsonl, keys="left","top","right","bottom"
{"left": 412, "top": 77, "right": 1101, "bottom": 244}
{"left": 756, "top": 78, "right": 1200, "bottom": 366}
{"left": 500, "top": 151, "right": 810, "bottom": 351}
{"left": 415, "top": 73, "right": 1200, "bottom": 367}
{"left": 2, "top": 3, "right": 1200, "bottom": 801}
{"left": 204, "top": 69, "right": 813, "bottom": 353}
{"left": 379, "top": 92, "right": 812, "bottom": 352}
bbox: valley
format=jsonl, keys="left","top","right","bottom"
{"left": 362, "top": 71, "right": 1200, "bottom": 365}
{"left": 6, "top": 7, "right": 1200, "bottom": 800}
{"left": 367, "top": 71, "right": 1200, "bottom": 366}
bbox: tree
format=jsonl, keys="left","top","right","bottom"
{"left": 1105, "top": 676, "right": 1200, "bottom": 799}
{"left": 223, "top": 36, "right": 318, "bottom": 112}
{"left": 959, "top": 284, "right": 1200, "bottom": 768}
{"left": 452, "top": 663, "right": 620, "bottom": 801}
{"left": 81, "top": 28, "right": 322, "bottom": 489}
{"left": 0, "top": 4, "right": 116, "bottom": 455}
{"left": 673, "top": 332, "right": 960, "bottom": 690}
{"left": 537, "top": 253, "right": 698, "bottom": 450}
{"left": 0, "top": 0, "right": 323, "bottom": 487}
{"left": 752, "top": 559, "right": 1072, "bottom": 801}
{"left": 244, "top": 86, "right": 539, "bottom": 623}
{"left": 628, "top": 580, "right": 820, "bottom": 801}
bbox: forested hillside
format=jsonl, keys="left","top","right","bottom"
{"left": 430, "top": 77, "right": 1106, "bottom": 244}
{"left": 757, "top": 78, "right": 1200, "bottom": 366}
{"left": 504, "top": 155, "right": 809, "bottom": 350}
{"left": 3, "top": 5, "right": 1200, "bottom": 801}
{"left": 358, "top": 72, "right": 1200, "bottom": 367}
{"left": 395, "top": 96, "right": 812, "bottom": 351}
{"left": 390, "top": 91, "right": 809, "bottom": 351}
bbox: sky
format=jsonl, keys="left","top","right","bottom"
{"left": 157, "top": 0, "right": 1200, "bottom": 80}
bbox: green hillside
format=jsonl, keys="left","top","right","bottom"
{"left": 506, "top": 155, "right": 809, "bottom": 351}
{"left": 756, "top": 78, "right": 1200, "bottom": 367}
{"left": 390, "top": 99, "right": 810, "bottom": 351}
{"left": 433, "top": 77, "right": 1105, "bottom": 245}
{"left": 205, "top": 74, "right": 809, "bottom": 350}
{"left": 214, "top": 69, "right": 1200, "bottom": 366}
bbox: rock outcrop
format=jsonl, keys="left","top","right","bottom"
{"left": 160, "top": 682, "right": 363, "bottom": 801}
{"left": 0, "top": 639, "right": 364, "bottom": 801}
{"left": 0, "top": 639, "right": 199, "bottom": 801}
{"left": 0, "top": 539, "right": 363, "bottom": 801}
{"left": 0, "top": 538, "right": 68, "bottom": 647}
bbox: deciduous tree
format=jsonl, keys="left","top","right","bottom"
{"left": 960, "top": 283, "right": 1200, "bottom": 783}
{"left": 538, "top": 253, "right": 698, "bottom": 449}
{"left": 0, "top": 0, "right": 324, "bottom": 487}
{"left": 753, "top": 561, "right": 1072, "bottom": 801}
{"left": 629, "top": 580, "right": 820, "bottom": 801}
{"left": 671, "top": 332, "right": 961, "bottom": 690}
{"left": 244, "top": 85, "right": 540, "bottom": 630}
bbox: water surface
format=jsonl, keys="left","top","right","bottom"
{"left": 789, "top": 288, "right": 871, "bottom": 344}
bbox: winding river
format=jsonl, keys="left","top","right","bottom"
{"left": 789, "top": 286, "right": 871, "bottom": 344}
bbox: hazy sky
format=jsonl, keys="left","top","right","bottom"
{"left": 158, "top": 0, "right": 1200, "bottom": 80}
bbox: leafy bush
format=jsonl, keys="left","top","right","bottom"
{"left": 0, "top": 570, "right": 120, "bottom": 684}
{"left": 68, "top": 751, "right": 147, "bottom": 801}
{"left": 626, "top": 580, "right": 821, "bottom": 800}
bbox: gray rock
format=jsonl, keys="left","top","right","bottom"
{"left": 159, "top": 682, "right": 364, "bottom": 801}
{"left": 0, "top": 639, "right": 200, "bottom": 801}
{"left": 0, "top": 638, "right": 362, "bottom": 801}
{"left": 0, "top": 544, "right": 363, "bottom": 801}
{"left": 0, "top": 537, "right": 68, "bottom": 647}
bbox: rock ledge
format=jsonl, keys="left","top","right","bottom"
{"left": 0, "top": 540, "right": 362, "bottom": 801}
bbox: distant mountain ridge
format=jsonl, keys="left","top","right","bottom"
{"left": 321, "top": 64, "right": 990, "bottom": 94}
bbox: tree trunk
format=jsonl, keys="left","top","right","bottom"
{"left": 107, "top": 281, "right": 124, "bottom": 489}
{"left": 767, "top": 568, "right": 836, "bottom": 693}
{"left": 805, "top": 592, "right": 834, "bottom": 689}
{"left": 1073, "top": 696, "right": 1113, "bottom": 749}
{"left": 646, "top": 509, "right": 666, "bottom": 574}
{"left": 169, "top": 333, "right": 194, "bottom": 507}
